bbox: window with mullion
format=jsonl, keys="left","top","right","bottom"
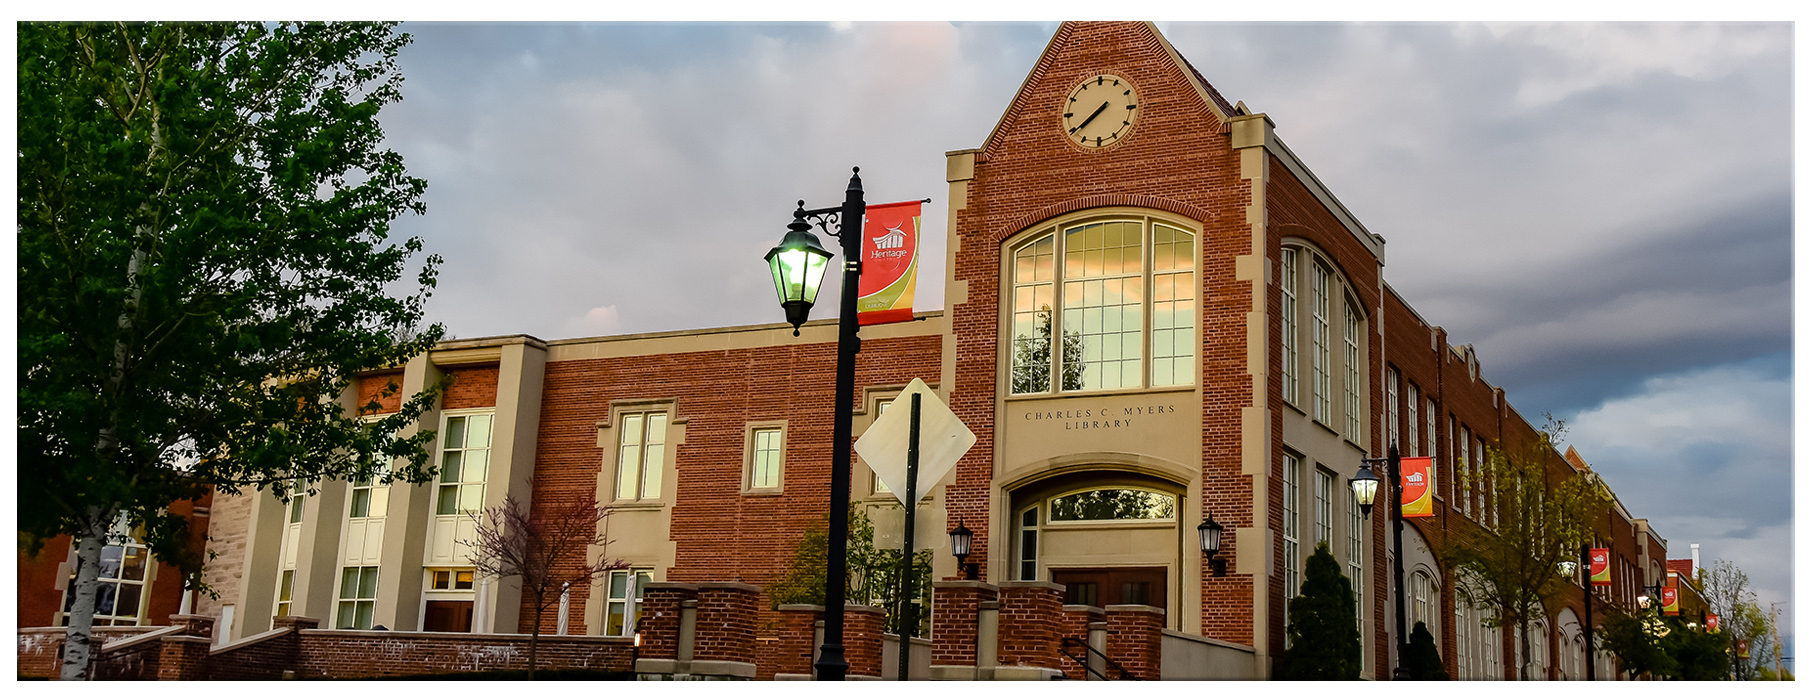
{"left": 1281, "top": 250, "right": 1299, "bottom": 404}
{"left": 435, "top": 413, "right": 493, "bottom": 515}
{"left": 1343, "top": 305, "right": 1361, "bottom": 443}
{"left": 336, "top": 566, "right": 379, "bottom": 629}
{"left": 1311, "top": 265, "right": 1331, "bottom": 424}
{"left": 1315, "top": 469, "right": 1333, "bottom": 547}
{"left": 1426, "top": 399, "right": 1438, "bottom": 461}
{"left": 605, "top": 568, "right": 653, "bottom": 636}
{"left": 1283, "top": 454, "right": 1301, "bottom": 604}
{"left": 1008, "top": 218, "right": 1196, "bottom": 395}
{"left": 616, "top": 411, "right": 668, "bottom": 501}
{"left": 1349, "top": 495, "right": 1365, "bottom": 636}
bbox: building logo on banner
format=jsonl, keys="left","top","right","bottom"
{"left": 1401, "top": 456, "right": 1434, "bottom": 518}
{"left": 857, "top": 200, "right": 921, "bottom": 326}
{"left": 1590, "top": 548, "right": 1611, "bottom": 586}
{"left": 1664, "top": 575, "right": 1680, "bottom": 615}
{"left": 1707, "top": 613, "right": 1720, "bottom": 632}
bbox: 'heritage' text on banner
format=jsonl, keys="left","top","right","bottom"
{"left": 1401, "top": 456, "right": 1434, "bottom": 518}
{"left": 857, "top": 200, "right": 921, "bottom": 326}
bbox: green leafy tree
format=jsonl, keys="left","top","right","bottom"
{"left": 19, "top": 22, "right": 443, "bottom": 679}
{"left": 1440, "top": 417, "right": 1611, "bottom": 680}
{"left": 1599, "top": 605, "right": 1675, "bottom": 679}
{"left": 1661, "top": 616, "right": 1731, "bottom": 680}
{"left": 1403, "top": 621, "right": 1450, "bottom": 680}
{"left": 1702, "top": 559, "right": 1777, "bottom": 680}
{"left": 1280, "top": 543, "right": 1361, "bottom": 679}
{"left": 767, "top": 504, "right": 934, "bottom": 636}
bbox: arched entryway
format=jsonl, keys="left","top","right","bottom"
{"left": 1007, "top": 468, "right": 1186, "bottom": 628}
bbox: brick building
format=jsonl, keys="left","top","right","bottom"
{"left": 171, "top": 21, "right": 1682, "bottom": 680}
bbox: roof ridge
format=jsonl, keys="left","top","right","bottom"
{"left": 1179, "top": 54, "right": 1237, "bottom": 119}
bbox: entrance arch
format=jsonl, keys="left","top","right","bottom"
{"left": 1006, "top": 468, "right": 1186, "bottom": 628}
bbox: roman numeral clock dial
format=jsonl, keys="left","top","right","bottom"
{"left": 1062, "top": 74, "right": 1139, "bottom": 149}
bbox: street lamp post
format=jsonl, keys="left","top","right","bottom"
{"left": 1349, "top": 441, "right": 1409, "bottom": 679}
{"left": 764, "top": 167, "right": 868, "bottom": 680}
{"left": 1581, "top": 543, "right": 1596, "bottom": 681}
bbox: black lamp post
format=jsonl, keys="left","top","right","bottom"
{"left": 764, "top": 167, "right": 868, "bottom": 680}
{"left": 948, "top": 522, "right": 977, "bottom": 581}
{"left": 1349, "top": 441, "right": 1409, "bottom": 679}
{"left": 1198, "top": 514, "right": 1225, "bottom": 576}
{"left": 1579, "top": 543, "right": 1596, "bottom": 680}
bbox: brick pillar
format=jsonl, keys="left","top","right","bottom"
{"left": 156, "top": 633, "right": 212, "bottom": 681}
{"left": 272, "top": 615, "right": 320, "bottom": 631}
{"left": 638, "top": 582, "right": 697, "bottom": 660}
{"left": 693, "top": 582, "right": 760, "bottom": 665}
{"left": 169, "top": 614, "right": 217, "bottom": 640}
{"left": 843, "top": 604, "right": 886, "bottom": 678}
{"left": 1060, "top": 605, "right": 1105, "bottom": 680}
{"left": 1105, "top": 605, "right": 1164, "bottom": 680}
{"left": 775, "top": 604, "right": 823, "bottom": 677}
{"left": 931, "top": 580, "right": 997, "bottom": 666}
{"left": 996, "top": 581, "right": 1064, "bottom": 670}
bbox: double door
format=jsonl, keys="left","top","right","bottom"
{"left": 1052, "top": 566, "right": 1168, "bottom": 615}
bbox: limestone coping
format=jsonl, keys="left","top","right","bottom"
{"left": 933, "top": 580, "right": 1000, "bottom": 594}
{"left": 695, "top": 581, "right": 762, "bottom": 593}
{"left": 777, "top": 604, "right": 824, "bottom": 613}
{"left": 1061, "top": 604, "right": 1106, "bottom": 616}
{"left": 1104, "top": 604, "right": 1166, "bottom": 616}
{"left": 997, "top": 580, "right": 1065, "bottom": 593}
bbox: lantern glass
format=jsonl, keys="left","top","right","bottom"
{"left": 1558, "top": 560, "right": 1577, "bottom": 577}
{"left": 948, "top": 523, "right": 973, "bottom": 559}
{"left": 1349, "top": 465, "right": 1381, "bottom": 508}
{"left": 1197, "top": 516, "right": 1223, "bottom": 556}
{"left": 764, "top": 229, "right": 832, "bottom": 306}
{"left": 1637, "top": 594, "right": 1651, "bottom": 607}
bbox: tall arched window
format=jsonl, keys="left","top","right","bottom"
{"left": 1280, "top": 243, "right": 1365, "bottom": 433}
{"left": 1009, "top": 217, "right": 1197, "bottom": 394}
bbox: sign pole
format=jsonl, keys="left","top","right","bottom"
{"left": 896, "top": 393, "right": 922, "bottom": 681}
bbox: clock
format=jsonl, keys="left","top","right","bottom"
{"left": 1062, "top": 74, "right": 1139, "bottom": 149}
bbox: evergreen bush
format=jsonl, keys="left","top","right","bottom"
{"left": 1280, "top": 542, "right": 1362, "bottom": 679}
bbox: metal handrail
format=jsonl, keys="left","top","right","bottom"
{"left": 1061, "top": 636, "right": 1136, "bottom": 680}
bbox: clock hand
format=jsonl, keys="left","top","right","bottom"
{"left": 1071, "top": 101, "right": 1110, "bottom": 133}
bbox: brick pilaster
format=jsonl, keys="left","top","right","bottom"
{"left": 775, "top": 604, "right": 823, "bottom": 677}
{"left": 843, "top": 604, "right": 886, "bottom": 678}
{"left": 694, "top": 582, "right": 760, "bottom": 665}
{"left": 1060, "top": 604, "right": 1106, "bottom": 679}
{"left": 931, "top": 580, "right": 997, "bottom": 666}
{"left": 638, "top": 582, "right": 697, "bottom": 660}
{"left": 1106, "top": 604, "right": 1165, "bottom": 680}
{"left": 996, "top": 581, "right": 1064, "bottom": 670}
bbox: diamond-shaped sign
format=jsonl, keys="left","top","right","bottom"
{"left": 854, "top": 378, "right": 975, "bottom": 507}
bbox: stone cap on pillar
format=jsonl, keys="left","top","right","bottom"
{"left": 168, "top": 614, "right": 217, "bottom": 637}
{"left": 1105, "top": 604, "right": 1166, "bottom": 616}
{"left": 933, "top": 580, "right": 1000, "bottom": 596}
{"left": 272, "top": 616, "right": 321, "bottom": 631}
{"left": 696, "top": 581, "right": 763, "bottom": 593}
{"left": 778, "top": 604, "right": 825, "bottom": 614}
{"left": 843, "top": 603, "right": 886, "bottom": 615}
{"left": 644, "top": 582, "right": 701, "bottom": 594}
{"left": 998, "top": 580, "right": 1065, "bottom": 593}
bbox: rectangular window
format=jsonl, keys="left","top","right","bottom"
{"left": 63, "top": 534, "right": 151, "bottom": 626}
{"left": 1349, "top": 495, "right": 1365, "bottom": 637}
{"left": 1150, "top": 224, "right": 1195, "bottom": 386}
{"left": 1281, "top": 250, "right": 1299, "bottom": 404}
{"left": 336, "top": 566, "right": 379, "bottom": 629}
{"left": 1386, "top": 369, "right": 1399, "bottom": 450}
{"left": 1426, "top": 399, "right": 1438, "bottom": 459}
{"left": 747, "top": 426, "right": 784, "bottom": 491}
{"left": 429, "top": 568, "right": 475, "bottom": 591}
{"left": 616, "top": 411, "right": 668, "bottom": 501}
{"left": 1406, "top": 384, "right": 1420, "bottom": 455}
{"left": 1311, "top": 266, "right": 1331, "bottom": 424}
{"left": 1315, "top": 469, "right": 1333, "bottom": 547}
{"left": 1061, "top": 222, "right": 1145, "bottom": 390}
{"left": 1283, "top": 454, "right": 1301, "bottom": 604}
{"left": 873, "top": 400, "right": 894, "bottom": 494}
{"left": 1019, "top": 507, "right": 1039, "bottom": 581}
{"left": 275, "top": 569, "right": 295, "bottom": 618}
{"left": 435, "top": 413, "right": 493, "bottom": 515}
{"left": 1011, "top": 235, "right": 1056, "bottom": 394}
{"left": 1343, "top": 305, "right": 1361, "bottom": 443}
{"left": 605, "top": 568, "right": 653, "bottom": 636}
{"left": 1476, "top": 440, "right": 1486, "bottom": 523}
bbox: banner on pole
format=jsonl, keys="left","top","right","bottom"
{"left": 857, "top": 200, "right": 922, "bottom": 326}
{"left": 1400, "top": 456, "right": 1434, "bottom": 518}
{"left": 1664, "top": 576, "right": 1680, "bottom": 615}
{"left": 1589, "top": 548, "right": 1611, "bottom": 586}
{"left": 1707, "top": 613, "right": 1720, "bottom": 632}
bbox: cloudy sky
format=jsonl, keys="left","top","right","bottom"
{"left": 374, "top": 21, "right": 1796, "bottom": 642}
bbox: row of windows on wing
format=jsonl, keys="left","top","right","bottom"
{"left": 1385, "top": 367, "right": 1504, "bottom": 529}
{"left": 1279, "top": 245, "right": 1367, "bottom": 445}
{"left": 1009, "top": 218, "right": 1197, "bottom": 394}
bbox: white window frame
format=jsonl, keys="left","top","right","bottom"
{"left": 743, "top": 421, "right": 787, "bottom": 494}
{"left": 1426, "top": 398, "right": 1438, "bottom": 460}
{"left": 1407, "top": 384, "right": 1420, "bottom": 457}
{"left": 1315, "top": 468, "right": 1333, "bottom": 547}
{"left": 63, "top": 528, "right": 154, "bottom": 626}
{"left": 614, "top": 408, "right": 670, "bottom": 502}
{"left": 1386, "top": 369, "right": 1400, "bottom": 451}
{"left": 435, "top": 410, "right": 495, "bottom": 515}
{"left": 1311, "top": 264, "right": 1331, "bottom": 424}
{"left": 604, "top": 568, "right": 654, "bottom": 636}
{"left": 1281, "top": 249, "right": 1299, "bottom": 405}
{"left": 1283, "top": 453, "right": 1302, "bottom": 606}
{"left": 1343, "top": 304, "right": 1362, "bottom": 444}
{"left": 336, "top": 565, "right": 380, "bottom": 629}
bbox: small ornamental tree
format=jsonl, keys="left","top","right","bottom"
{"left": 1281, "top": 542, "right": 1361, "bottom": 679}
{"left": 464, "top": 495, "right": 621, "bottom": 680}
{"left": 1599, "top": 605, "right": 1675, "bottom": 679}
{"left": 1662, "top": 616, "right": 1731, "bottom": 680}
{"left": 1404, "top": 622, "right": 1450, "bottom": 680}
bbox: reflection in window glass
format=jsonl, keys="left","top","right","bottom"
{"left": 1151, "top": 224, "right": 1194, "bottom": 386}
{"left": 1011, "top": 236, "right": 1056, "bottom": 394}
{"left": 436, "top": 413, "right": 492, "bottom": 515}
{"left": 1062, "top": 222, "right": 1144, "bottom": 390}
{"left": 1019, "top": 508, "right": 1039, "bottom": 580}
{"left": 1048, "top": 488, "right": 1175, "bottom": 522}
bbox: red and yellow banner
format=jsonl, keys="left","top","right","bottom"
{"left": 1401, "top": 456, "right": 1434, "bottom": 518}
{"left": 1664, "top": 576, "right": 1680, "bottom": 615}
{"left": 856, "top": 200, "right": 921, "bottom": 326}
{"left": 1707, "top": 613, "right": 1720, "bottom": 632}
{"left": 1589, "top": 548, "right": 1611, "bottom": 586}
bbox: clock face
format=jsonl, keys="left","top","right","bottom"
{"left": 1062, "top": 74, "right": 1139, "bottom": 149}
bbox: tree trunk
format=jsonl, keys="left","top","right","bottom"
{"left": 60, "top": 507, "right": 113, "bottom": 680}
{"left": 1519, "top": 617, "right": 1531, "bottom": 680}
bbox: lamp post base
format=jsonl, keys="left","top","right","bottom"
{"left": 813, "top": 644, "right": 849, "bottom": 681}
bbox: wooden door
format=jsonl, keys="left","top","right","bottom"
{"left": 1052, "top": 567, "right": 1168, "bottom": 615}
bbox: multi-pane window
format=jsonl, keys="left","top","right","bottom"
{"left": 872, "top": 400, "right": 893, "bottom": 494}
{"left": 436, "top": 413, "right": 493, "bottom": 514}
{"left": 1412, "top": 571, "right": 1437, "bottom": 637}
{"left": 63, "top": 538, "right": 152, "bottom": 626}
{"left": 1315, "top": 470, "right": 1333, "bottom": 547}
{"left": 429, "top": 568, "right": 475, "bottom": 591}
{"left": 1450, "top": 420, "right": 1460, "bottom": 508}
{"left": 1349, "top": 495, "right": 1366, "bottom": 635}
{"left": 604, "top": 568, "right": 653, "bottom": 636}
{"left": 1281, "top": 250, "right": 1299, "bottom": 403}
{"left": 1283, "top": 454, "right": 1301, "bottom": 603}
{"left": 275, "top": 570, "right": 295, "bottom": 617}
{"left": 748, "top": 426, "right": 783, "bottom": 491}
{"left": 349, "top": 469, "right": 390, "bottom": 519}
{"left": 1009, "top": 219, "right": 1197, "bottom": 394}
{"left": 1407, "top": 384, "right": 1420, "bottom": 456}
{"left": 1343, "top": 305, "right": 1362, "bottom": 443}
{"left": 336, "top": 566, "right": 379, "bottom": 629}
{"left": 616, "top": 411, "right": 668, "bottom": 501}
{"left": 288, "top": 481, "right": 306, "bottom": 524}
{"left": 1310, "top": 265, "right": 1331, "bottom": 424}
{"left": 1386, "top": 370, "right": 1400, "bottom": 450}
{"left": 1426, "top": 399, "right": 1438, "bottom": 460}
{"left": 1019, "top": 507, "right": 1039, "bottom": 581}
